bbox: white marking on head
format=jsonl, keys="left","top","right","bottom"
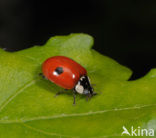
{"left": 87, "top": 76, "right": 90, "bottom": 82}
{"left": 75, "top": 82, "right": 84, "bottom": 94}
{"left": 80, "top": 76, "right": 85, "bottom": 81}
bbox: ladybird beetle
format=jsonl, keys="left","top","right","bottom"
{"left": 41, "top": 56, "right": 96, "bottom": 104}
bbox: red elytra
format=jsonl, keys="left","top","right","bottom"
{"left": 42, "top": 56, "right": 87, "bottom": 89}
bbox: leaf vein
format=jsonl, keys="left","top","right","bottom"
{"left": 22, "top": 123, "right": 78, "bottom": 138}
{"left": 0, "top": 103, "right": 156, "bottom": 124}
{"left": 0, "top": 80, "right": 36, "bottom": 112}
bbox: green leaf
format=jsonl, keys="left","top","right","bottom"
{"left": 0, "top": 33, "right": 156, "bottom": 137}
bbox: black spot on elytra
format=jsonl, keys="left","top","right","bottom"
{"left": 55, "top": 67, "right": 63, "bottom": 75}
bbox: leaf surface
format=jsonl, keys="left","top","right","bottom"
{"left": 0, "top": 34, "right": 156, "bottom": 138}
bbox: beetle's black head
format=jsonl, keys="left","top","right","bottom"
{"left": 74, "top": 75, "right": 94, "bottom": 95}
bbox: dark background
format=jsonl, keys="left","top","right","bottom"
{"left": 0, "top": 0, "right": 156, "bottom": 80}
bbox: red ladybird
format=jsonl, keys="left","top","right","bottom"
{"left": 41, "top": 56, "right": 96, "bottom": 104}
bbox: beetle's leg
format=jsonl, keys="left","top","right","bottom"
{"left": 54, "top": 91, "right": 62, "bottom": 97}
{"left": 39, "top": 73, "right": 48, "bottom": 80}
{"left": 54, "top": 89, "right": 68, "bottom": 97}
{"left": 86, "top": 92, "right": 97, "bottom": 101}
{"left": 86, "top": 95, "right": 88, "bottom": 101}
{"left": 86, "top": 93, "right": 91, "bottom": 101}
{"left": 92, "top": 92, "right": 97, "bottom": 96}
{"left": 73, "top": 90, "right": 77, "bottom": 105}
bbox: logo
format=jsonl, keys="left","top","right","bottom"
{"left": 121, "top": 126, "right": 154, "bottom": 136}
